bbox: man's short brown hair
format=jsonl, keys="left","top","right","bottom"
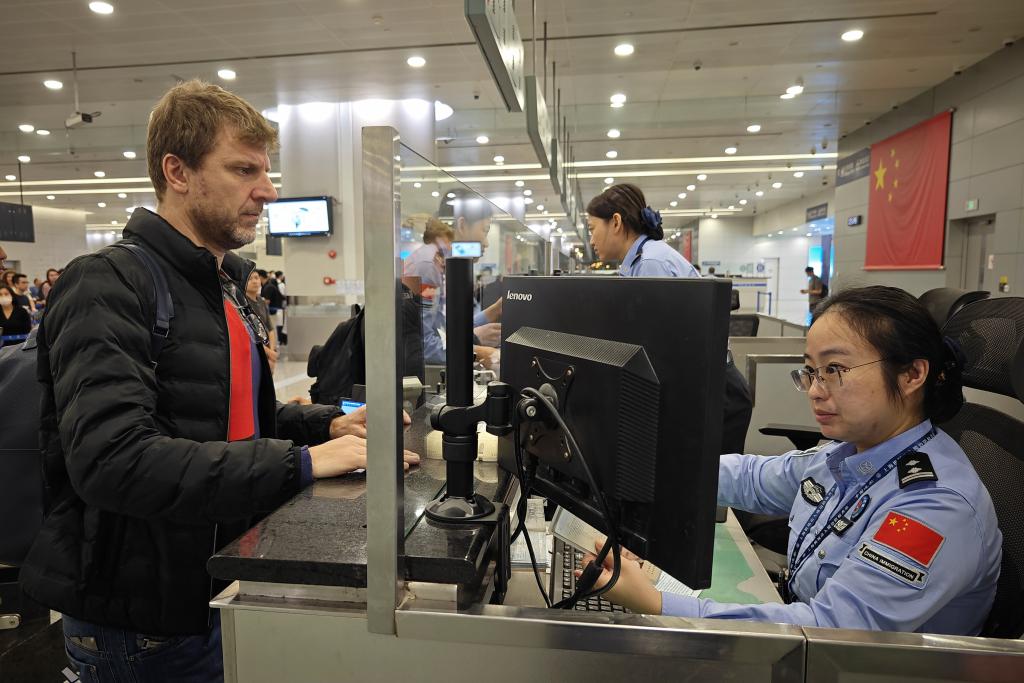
{"left": 147, "top": 80, "right": 278, "bottom": 200}
{"left": 423, "top": 217, "right": 455, "bottom": 245}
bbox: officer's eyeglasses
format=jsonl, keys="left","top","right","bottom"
{"left": 790, "top": 359, "right": 887, "bottom": 392}
{"left": 220, "top": 278, "right": 271, "bottom": 347}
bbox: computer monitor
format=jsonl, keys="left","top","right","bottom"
{"left": 498, "top": 275, "right": 731, "bottom": 587}
{"left": 267, "top": 196, "right": 334, "bottom": 236}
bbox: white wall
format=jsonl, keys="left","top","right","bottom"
{"left": 2, "top": 205, "right": 88, "bottom": 282}
{"left": 750, "top": 232, "right": 820, "bottom": 324}
{"left": 833, "top": 43, "right": 1024, "bottom": 296}
{"left": 695, "top": 216, "right": 755, "bottom": 274}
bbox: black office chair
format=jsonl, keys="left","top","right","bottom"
{"left": 919, "top": 287, "right": 990, "bottom": 328}
{"left": 938, "top": 297, "right": 1024, "bottom": 638}
{"left": 729, "top": 314, "right": 759, "bottom": 337}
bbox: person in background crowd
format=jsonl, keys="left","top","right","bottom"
{"left": 274, "top": 270, "right": 285, "bottom": 296}
{"left": 0, "top": 284, "right": 32, "bottom": 338}
{"left": 245, "top": 268, "right": 279, "bottom": 373}
{"left": 802, "top": 266, "right": 825, "bottom": 312}
{"left": 707, "top": 266, "right": 716, "bottom": 276}
{"left": 30, "top": 277, "right": 42, "bottom": 300}
{"left": 259, "top": 268, "right": 286, "bottom": 344}
{"left": 11, "top": 273, "right": 36, "bottom": 314}
{"left": 1, "top": 270, "right": 15, "bottom": 289}
{"left": 404, "top": 216, "right": 454, "bottom": 298}
{"left": 39, "top": 267, "right": 60, "bottom": 302}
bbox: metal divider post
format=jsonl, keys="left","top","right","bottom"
{"left": 362, "top": 126, "right": 404, "bottom": 635}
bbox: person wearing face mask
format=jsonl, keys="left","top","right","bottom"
{"left": 0, "top": 284, "right": 31, "bottom": 339}
{"left": 586, "top": 184, "right": 752, "bottom": 456}
{"left": 583, "top": 286, "right": 1001, "bottom": 635}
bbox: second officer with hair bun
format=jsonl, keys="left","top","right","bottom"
{"left": 587, "top": 183, "right": 699, "bottom": 277}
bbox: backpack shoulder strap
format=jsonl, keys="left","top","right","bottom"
{"left": 109, "top": 242, "right": 174, "bottom": 362}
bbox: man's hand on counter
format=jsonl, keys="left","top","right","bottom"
{"left": 309, "top": 434, "right": 421, "bottom": 478}
{"left": 329, "top": 405, "right": 413, "bottom": 440}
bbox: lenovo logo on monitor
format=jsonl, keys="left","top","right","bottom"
{"left": 506, "top": 291, "right": 533, "bottom": 302}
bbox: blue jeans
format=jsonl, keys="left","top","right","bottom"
{"left": 61, "top": 612, "right": 223, "bottom": 683}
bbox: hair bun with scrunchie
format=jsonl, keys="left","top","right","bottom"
{"left": 640, "top": 206, "right": 664, "bottom": 240}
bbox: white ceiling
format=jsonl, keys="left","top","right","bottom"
{"left": 1, "top": 0, "right": 1023, "bottom": 233}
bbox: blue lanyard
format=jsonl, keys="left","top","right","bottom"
{"left": 629, "top": 237, "right": 651, "bottom": 269}
{"left": 787, "top": 427, "right": 937, "bottom": 593}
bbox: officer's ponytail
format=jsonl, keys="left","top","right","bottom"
{"left": 813, "top": 286, "right": 965, "bottom": 423}
{"left": 586, "top": 183, "right": 664, "bottom": 240}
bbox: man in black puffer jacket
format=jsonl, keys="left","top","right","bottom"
{"left": 19, "top": 80, "right": 418, "bottom": 683}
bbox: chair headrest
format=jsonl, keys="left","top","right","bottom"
{"left": 942, "top": 297, "right": 1024, "bottom": 400}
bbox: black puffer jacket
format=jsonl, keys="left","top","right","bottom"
{"left": 19, "top": 209, "right": 338, "bottom": 635}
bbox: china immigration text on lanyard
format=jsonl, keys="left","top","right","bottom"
{"left": 784, "top": 427, "right": 937, "bottom": 602}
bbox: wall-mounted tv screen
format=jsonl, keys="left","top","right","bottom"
{"left": 267, "top": 196, "right": 333, "bottom": 237}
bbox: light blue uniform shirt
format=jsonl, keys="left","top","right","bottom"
{"left": 662, "top": 420, "right": 1001, "bottom": 634}
{"left": 618, "top": 236, "right": 700, "bottom": 278}
{"left": 421, "top": 295, "right": 489, "bottom": 364}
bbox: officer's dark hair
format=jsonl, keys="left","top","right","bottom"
{"left": 274, "top": 270, "right": 283, "bottom": 279}
{"left": 256, "top": 269, "right": 269, "bottom": 278}
{"left": 805, "top": 266, "right": 815, "bottom": 274}
{"left": 813, "top": 285, "right": 965, "bottom": 422}
{"left": 437, "top": 188, "right": 495, "bottom": 225}
{"left": 586, "top": 183, "right": 663, "bottom": 240}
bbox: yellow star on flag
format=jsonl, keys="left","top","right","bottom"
{"left": 874, "top": 160, "right": 888, "bottom": 190}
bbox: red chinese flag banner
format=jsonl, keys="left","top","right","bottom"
{"left": 864, "top": 111, "right": 952, "bottom": 270}
{"left": 682, "top": 230, "right": 693, "bottom": 262}
{"left": 873, "top": 511, "right": 945, "bottom": 566}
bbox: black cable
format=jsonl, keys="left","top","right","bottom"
{"left": 519, "top": 387, "right": 623, "bottom": 608}
{"left": 510, "top": 406, "right": 551, "bottom": 607}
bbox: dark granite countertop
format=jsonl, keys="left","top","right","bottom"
{"left": 207, "top": 404, "right": 512, "bottom": 588}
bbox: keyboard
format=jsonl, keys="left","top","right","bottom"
{"left": 550, "top": 537, "right": 629, "bottom": 613}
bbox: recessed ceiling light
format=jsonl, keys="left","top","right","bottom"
{"left": 446, "top": 192, "right": 456, "bottom": 198}
{"left": 524, "top": 197, "right": 534, "bottom": 204}
{"left": 94, "top": 170, "right": 106, "bottom": 178}
{"left": 4, "top": 174, "right": 15, "bottom": 181}
{"left": 17, "top": 155, "right": 30, "bottom": 163}
{"left": 728, "top": 205, "right": 735, "bottom": 210}
{"left": 111, "top": 220, "right": 118, "bottom": 225}
{"left": 476, "top": 134, "right": 489, "bottom": 144}
{"left": 696, "top": 173, "right": 708, "bottom": 181}
{"left": 610, "top": 93, "right": 627, "bottom": 105}
{"left": 36, "top": 129, "right": 50, "bottom": 136}
{"left": 786, "top": 82, "right": 804, "bottom": 95}
{"left": 739, "top": 199, "right": 748, "bottom": 205}
{"left": 678, "top": 192, "right": 687, "bottom": 199}
{"left": 514, "top": 179, "right": 524, "bottom": 187}
{"left": 523, "top": 189, "right": 533, "bottom": 196}
{"left": 746, "top": 123, "right": 761, "bottom": 133}
{"left": 792, "top": 227, "right": 799, "bottom": 231}
{"left": 217, "top": 68, "right": 236, "bottom": 80}
{"left": 123, "top": 150, "right": 136, "bottom": 159}
{"left": 614, "top": 43, "right": 635, "bottom": 57}
{"left": 117, "top": 192, "right": 127, "bottom": 198}
{"left": 606, "top": 150, "right": 618, "bottom": 159}
{"left": 711, "top": 213, "right": 719, "bottom": 219}
{"left": 777, "top": 230, "right": 784, "bottom": 235}
{"left": 610, "top": 102, "right": 624, "bottom": 109}
{"left": 413, "top": 182, "right": 421, "bottom": 188}
{"left": 772, "top": 181, "right": 783, "bottom": 189}
{"left": 536, "top": 204, "right": 544, "bottom": 211}
{"left": 18, "top": 124, "right": 34, "bottom": 133}
{"left": 434, "top": 101, "right": 454, "bottom": 121}
{"left": 43, "top": 79, "right": 63, "bottom": 90}
{"left": 604, "top": 177, "right": 614, "bottom": 184}
{"left": 793, "top": 171, "right": 805, "bottom": 178}
{"left": 686, "top": 184, "right": 696, "bottom": 191}
{"left": 724, "top": 146, "right": 737, "bottom": 155}
{"left": 780, "top": 93, "right": 796, "bottom": 100}
{"left": 431, "top": 191, "right": 440, "bottom": 197}
{"left": 89, "top": 1, "right": 114, "bottom": 15}
{"left": 406, "top": 56, "right": 426, "bottom": 68}
{"left": 841, "top": 29, "right": 864, "bottom": 42}
{"left": 670, "top": 200, "right": 678, "bottom": 207}
{"left": 46, "top": 194, "right": 55, "bottom": 200}
{"left": 607, "top": 128, "right": 621, "bottom": 138}
{"left": 97, "top": 202, "right": 106, "bottom": 207}
{"left": 493, "top": 155, "right": 505, "bottom": 163}
{"left": 755, "top": 190, "right": 765, "bottom": 197}
{"left": 806, "top": 232, "right": 813, "bottom": 237}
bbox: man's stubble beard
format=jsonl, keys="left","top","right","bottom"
{"left": 187, "top": 192, "right": 255, "bottom": 253}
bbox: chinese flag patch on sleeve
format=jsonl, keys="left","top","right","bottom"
{"left": 872, "top": 511, "right": 945, "bottom": 567}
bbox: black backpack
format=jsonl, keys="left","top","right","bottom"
{"left": 0, "top": 241, "right": 170, "bottom": 565}
{"left": 307, "top": 285, "right": 425, "bottom": 407}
